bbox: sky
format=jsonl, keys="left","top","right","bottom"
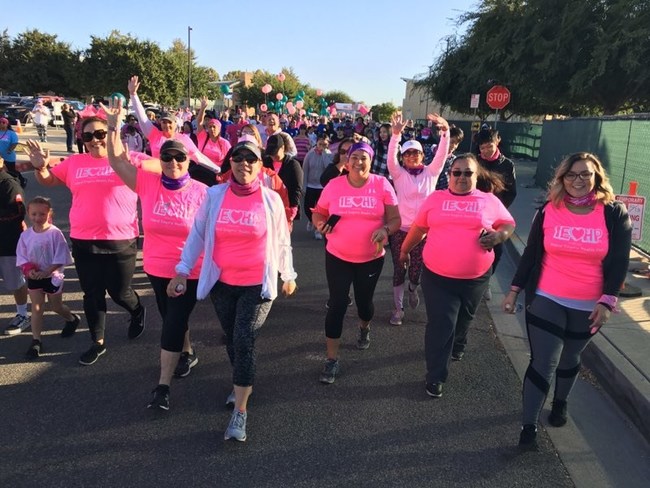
{"left": 3, "top": 0, "right": 478, "bottom": 107}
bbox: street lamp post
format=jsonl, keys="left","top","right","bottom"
{"left": 187, "top": 26, "right": 192, "bottom": 108}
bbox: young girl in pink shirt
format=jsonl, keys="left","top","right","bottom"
{"left": 16, "top": 197, "right": 80, "bottom": 359}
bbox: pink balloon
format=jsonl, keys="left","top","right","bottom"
{"left": 287, "top": 106, "right": 296, "bottom": 115}
{"left": 286, "top": 101, "right": 294, "bottom": 109}
{"left": 261, "top": 84, "right": 272, "bottom": 94}
{"left": 276, "top": 93, "right": 284, "bottom": 101}
{"left": 316, "top": 89, "right": 323, "bottom": 96}
{"left": 260, "top": 103, "right": 268, "bottom": 112}
{"left": 330, "top": 108, "right": 337, "bottom": 116}
{"left": 299, "top": 109, "right": 306, "bottom": 115}
{"left": 277, "top": 73, "right": 286, "bottom": 82}
{"left": 295, "top": 100, "right": 304, "bottom": 109}
{"left": 358, "top": 104, "right": 369, "bottom": 116}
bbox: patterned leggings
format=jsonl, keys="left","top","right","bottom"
{"left": 388, "top": 229, "right": 426, "bottom": 287}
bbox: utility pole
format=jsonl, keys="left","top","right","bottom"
{"left": 187, "top": 26, "right": 192, "bottom": 108}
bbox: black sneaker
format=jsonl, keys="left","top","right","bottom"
{"left": 147, "top": 385, "right": 170, "bottom": 411}
{"left": 174, "top": 350, "right": 199, "bottom": 378}
{"left": 79, "top": 343, "right": 107, "bottom": 365}
{"left": 356, "top": 327, "right": 370, "bottom": 350}
{"left": 425, "top": 382, "right": 443, "bottom": 398}
{"left": 451, "top": 350, "right": 464, "bottom": 361}
{"left": 25, "top": 339, "right": 42, "bottom": 359}
{"left": 548, "top": 400, "right": 568, "bottom": 427}
{"left": 319, "top": 359, "right": 340, "bottom": 384}
{"left": 60, "top": 314, "right": 81, "bottom": 338}
{"left": 518, "top": 424, "right": 538, "bottom": 450}
{"left": 128, "top": 306, "right": 146, "bottom": 339}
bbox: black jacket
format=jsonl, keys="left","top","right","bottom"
{"left": 264, "top": 155, "right": 304, "bottom": 213}
{"left": 478, "top": 154, "right": 517, "bottom": 208}
{"left": 0, "top": 170, "right": 25, "bottom": 256}
{"left": 511, "top": 200, "right": 632, "bottom": 306}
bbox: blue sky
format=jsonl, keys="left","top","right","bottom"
{"left": 4, "top": 0, "right": 477, "bottom": 106}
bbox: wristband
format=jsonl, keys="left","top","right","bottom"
{"left": 597, "top": 294, "right": 618, "bottom": 313}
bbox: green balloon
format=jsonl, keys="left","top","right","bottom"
{"left": 298, "top": 90, "right": 305, "bottom": 98}
{"left": 220, "top": 84, "right": 231, "bottom": 94}
{"left": 267, "top": 101, "right": 275, "bottom": 110}
{"left": 109, "top": 92, "right": 127, "bottom": 106}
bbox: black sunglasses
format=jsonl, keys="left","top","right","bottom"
{"left": 82, "top": 130, "right": 108, "bottom": 142}
{"left": 451, "top": 170, "right": 474, "bottom": 177}
{"left": 231, "top": 154, "right": 259, "bottom": 164}
{"left": 160, "top": 152, "right": 188, "bottom": 163}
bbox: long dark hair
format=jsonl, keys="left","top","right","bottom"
{"left": 452, "top": 153, "right": 505, "bottom": 194}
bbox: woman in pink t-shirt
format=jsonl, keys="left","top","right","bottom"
{"left": 312, "top": 141, "right": 401, "bottom": 385}
{"left": 105, "top": 100, "right": 208, "bottom": 411}
{"left": 502, "top": 153, "right": 631, "bottom": 450}
{"left": 26, "top": 116, "right": 158, "bottom": 367}
{"left": 168, "top": 141, "right": 297, "bottom": 442}
{"left": 400, "top": 154, "right": 515, "bottom": 399}
{"left": 195, "top": 96, "right": 231, "bottom": 177}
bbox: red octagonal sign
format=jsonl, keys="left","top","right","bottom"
{"left": 486, "top": 85, "right": 511, "bottom": 110}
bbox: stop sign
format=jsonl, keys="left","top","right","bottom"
{"left": 486, "top": 85, "right": 511, "bottom": 110}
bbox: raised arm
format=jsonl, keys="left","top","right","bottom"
{"left": 102, "top": 99, "right": 137, "bottom": 191}
{"left": 425, "top": 114, "right": 450, "bottom": 177}
{"left": 127, "top": 75, "right": 155, "bottom": 137}
{"left": 196, "top": 96, "right": 209, "bottom": 135}
{"left": 387, "top": 112, "right": 408, "bottom": 179}
{"left": 25, "top": 140, "right": 64, "bottom": 187}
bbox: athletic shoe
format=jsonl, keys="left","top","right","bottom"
{"left": 25, "top": 339, "right": 42, "bottom": 359}
{"left": 451, "top": 350, "right": 465, "bottom": 362}
{"left": 314, "top": 230, "right": 323, "bottom": 240}
{"left": 128, "top": 306, "right": 146, "bottom": 339}
{"left": 60, "top": 314, "right": 81, "bottom": 338}
{"left": 483, "top": 286, "right": 492, "bottom": 301}
{"left": 356, "top": 327, "right": 371, "bottom": 350}
{"left": 225, "top": 391, "right": 236, "bottom": 408}
{"left": 389, "top": 309, "right": 404, "bottom": 326}
{"left": 518, "top": 424, "right": 538, "bottom": 450}
{"left": 306, "top": 221, "right": 313, "bottom": 232}
{"left": 426, "top": 382, "right": 443, "bottom": 398}
{"left": 174, "top": 350, "right": 198, "bottom": 378}
{"left": 548, "top": 400, "right": 568, "bottom": 427}
{"left": 224, "top": 410, "right": 247, "bottom": 441}
{"left": 147, "top": 385, "right": 170, "bottom": 411}
{"left": 408, "top": 285, "right": 420, "bottom": 309}
{"left": 319, "top": 359, "right": 340, "bottom": 384}
{"left": 78, "top": 343, "right": 106, "bottom": 366}
{"left": 4, "top": 314, "right": 31, "bottom": 335}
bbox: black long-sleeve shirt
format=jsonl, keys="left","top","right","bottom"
{"left": 478, "top": 154, "right": 517, "bottom": 208}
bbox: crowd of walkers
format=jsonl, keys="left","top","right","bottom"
{"left": 0, "top": 76, "right": 632, "bottom": 448}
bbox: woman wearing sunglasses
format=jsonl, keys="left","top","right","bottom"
{"left": 168, "top": 141, "right": 297, "bottom": 442}
{"left": 502, "top": 153, "right": 631, "bottom": 450}
{"left": 386, "top": 112, "right": 450, "bottom": 326}
{"left": 26, "top": 116, "right": 156, "bottom": 366}
{"left": 103, "top": 99, "right": 208, "bottom": 410}
{"left": 399, "top": 154, "right": 515, "bottom": 399}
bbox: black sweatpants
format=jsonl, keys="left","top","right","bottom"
{"left": 324, "top": 251, "right": 384, "bottom": 339}
{"left": 72, "top": 240, "right": 141, "bottom": 343}
{"left": 147, "top": 274, "right": 198, "bottom": 353}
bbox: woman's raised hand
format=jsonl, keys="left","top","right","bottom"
{"left": 128, "top": 75, "right": 140, "bottom": 96}
{"left": 99, "top": 97, "right": 125, "bottom": 127}
{"left": 427, "top": 113, "right": 449, "bottom": 132}
{"left": 391, "top": 112, "right": 408, "bottom": 136}
{"left": 25, "top": 140, "right": 50, "bottom": 169}
{"left": 200, "top": 96, "right": 209, "bottom": 109}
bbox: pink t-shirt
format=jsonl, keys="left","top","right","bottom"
{"left": 136, "top": 170, "right": 207, "bottom": 279}
{"left": 50, "top": 154, "right": 140, "bottom": 240}
{"left": 16, "top": 225, "right": 73, "bottom": 273}
{"left": 147, "top": 128, "right": 198, "bottom": 158}
{"left": 196, "top": 132, "right": 231, "bottom": 166}
{"left": 538, "top": 202, "right": 608, "bottom": 300}
{"left": 212, "top": 189, "right": 267, "bottom": 286}
{"left": 414, "top": 189, "right": 515, "bottom": 279}
{"left": 315, "top": 174, "right": 398, "bottom": 263}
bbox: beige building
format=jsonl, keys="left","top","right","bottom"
{"left": 401, "top": 77, "right": 473, "bottom": 122}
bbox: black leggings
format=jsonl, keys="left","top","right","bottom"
{"left": 325, "top": 251, "right": 384, "bottom": 339}
{"left": 303, "top": 187, "right": 323, "bottom": 222}
{"left": 147, "top": 274, "right": 198, "bottom": 353}
{"left": 72, "top": 241, "right": 141, "bottom": 342}
{"left": 210, "top": 282, "right": 273, "bottom": 387}
{"left": 522, "top": 295, "right": 594, "bottom": 425}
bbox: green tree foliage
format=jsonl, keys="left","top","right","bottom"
{"left": 419, "top": 0, "right": 650, "bottom": 116}
{"left": 370, "top": 102, "right": 398, "bottom": 122}
{"left": 322, "top": 90, "right": 355, "bottom": 104}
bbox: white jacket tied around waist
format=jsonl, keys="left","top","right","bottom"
{"left": 175, "top": 183, "right": 297, "bottom": 300}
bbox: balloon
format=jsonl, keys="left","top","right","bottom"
{"left": 260, "top": 103, "right": 268, "bottom": 112}
{"left": 330, "top": 108, "right": 337, "bottom": 116}
{"left": 319, "top": 108, "right": 328, "bottom": 116}
{"left": 277, "top": 73, "right": 286, "bottom": 82}
{"left": 267, "top": 101, "right": 275, "bottom": 110}
{"left": 282, "top": 95, "right": 288, "bottom": 102}
{"left": 287, "top": 106, "right": 296, "bottom": 115}
{"left": 297, "top": 90, "right": 305, "bottom": 98}
{"left": 316, "top": 89, "right": 323, "bottom": 96}
{"left": 276, "top": 93, "right": 283, "bottom": 101}
{"left": 295, "top": 100, "right": 304, "bottom": 109}
{"left": 220, "top": 84, "right": 231, "bottom": 94}
{"left": 358, "top": 104, "right": 369, "bottom": 116}
{"left": 299, "top": 109, "right": 306, "bottom": 115}
{"left": 286, "top": 102, "right": 294, "bottom": 110}
{"left": 261, "top": 84, "right": 272, "bottom": 94}
{"left": 109, "top": 92, "right": 127, "bottom": 106}
{"left": 319, "top": 98, "right": 327, "bottom": 107}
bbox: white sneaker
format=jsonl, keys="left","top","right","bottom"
{"left": 4, "top": 314, "right": 31, "bottom": 335}
{"left": 314, "top": 230, "right": 323, "bottom": 240}
{"left": 389, "top": 309, "right": 404, "bottom": 326}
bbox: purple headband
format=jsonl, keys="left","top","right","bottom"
{"left": 347, "top": 141, "right": 374, "bottom": 160}
{"left": 0, "top": 117, "right": 8, "bottom": 124}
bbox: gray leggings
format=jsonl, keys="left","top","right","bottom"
{"left": 522, "top": 294, "right": 594, "bottom": 425}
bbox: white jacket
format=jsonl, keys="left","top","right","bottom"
{"left": 176, "top": 183, "right": 297, "bottom": 300}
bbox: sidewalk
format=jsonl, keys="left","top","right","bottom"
{"left": 503, "top": 159, "right": 650, "bottom": 443}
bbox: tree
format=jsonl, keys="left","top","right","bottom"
{"left": 370, "top": 102, "right": 398, "bottom": 122}
{"left": 322, "top": 90, "right": 355, "bottom": 104}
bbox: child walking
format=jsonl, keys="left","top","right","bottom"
{"left": 16, "top": 196, "right": 80, "bottom": 359}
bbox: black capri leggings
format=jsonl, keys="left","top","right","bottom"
{"left": 147, "top": 274, "right": 198, "bottom": 353}
{"left": 325, "top": 251, "right": 384, "bottom": 339}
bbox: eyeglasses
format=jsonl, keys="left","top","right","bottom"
{"left": 160, "top": 152, "right": 188, "bottom": 163}
{"left": 563, "top": 171, "right": 594, "bottom": 181}
{"left": 403, "top": 150, "right": 421, "bottom": 157}
{"left": 82, "top": 130, "right": 108, "bottom": 142}
{"left": 451, "top": 170, "right": 474, "bottom": 177}
{"left": 231, "top": 154, "right": 259, "bottom": 165}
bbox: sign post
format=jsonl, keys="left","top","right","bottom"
{"left": 486, "top": 85, "right": 511, "bottom": 130}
